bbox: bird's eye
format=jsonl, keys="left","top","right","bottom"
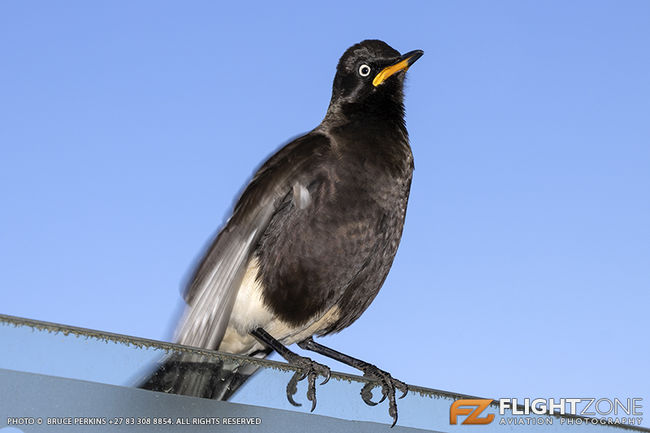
{"left": 358, "top": 64, "right": 371, "bottom": 77}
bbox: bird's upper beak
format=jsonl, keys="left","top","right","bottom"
{"left": 372, "top": 49, "right": 424, "bottom": 87}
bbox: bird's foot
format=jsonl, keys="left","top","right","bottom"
{"left": 285, "top": 354, "right": 331, "bottom": 412}
{"left": 360, "top": 364, "right": 408, "bottom": 427}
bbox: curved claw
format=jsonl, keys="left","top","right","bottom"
{"left": 283, "top": 358, "right": 330, "bottom": 412}
{"left": 387, "top": 385, "right": 399, "bottom": 427}
{"left": 306, "top": 371, "right": 318, "bottom": 412}
{"left": 320, "top": 368, "right": 331, "bottom": 385}
{"left": 286, "top": 371, "right": 307, "bottom": 407}
{"left": 361, "top": 382, "right": 387, "bottom": 406}
{"left": 360, "top": 366, "right": 408, "bottom": 427}
{"left": 361, "top": 382, "right": 379, "bottom": 406}
{"left": 390, "top": 411, "right": 399, "bottom": 428}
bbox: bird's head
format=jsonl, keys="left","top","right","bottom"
{"left": 328, "top": 40, "right": 423, "bottom": 119}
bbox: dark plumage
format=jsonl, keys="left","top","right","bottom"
{"left": 140, "top": 39, "right": 423, "bottom": 426}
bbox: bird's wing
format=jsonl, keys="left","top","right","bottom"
{"left": 175, "top": 132, "right": 332, "bottom": 350}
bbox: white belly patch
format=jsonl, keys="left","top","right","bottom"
{"left": 217, "top": 257, "right": 340, "bottom": 355}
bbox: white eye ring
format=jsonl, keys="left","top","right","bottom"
{"left": 358, "top": 64, "right": 371, "bottom": 77}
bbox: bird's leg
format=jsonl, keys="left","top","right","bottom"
{"left": 250, "top": 328, "right": 330, "bottom": 411}
{"left": 298, "top": 337, "right": 407, "bottom": 427}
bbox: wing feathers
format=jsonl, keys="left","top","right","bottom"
{"left": 176, "top": 228, "right": 258, "bottom": 348}
{"left": 175, "top": 132, "right": 331, "bottom": 351}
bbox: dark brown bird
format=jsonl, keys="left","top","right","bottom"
{"left": 140, "top": 39, "right": 423, "bottom": 426}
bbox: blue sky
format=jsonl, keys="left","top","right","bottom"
{"left": 1, "top": 0, "right": 649, "bottom": 421}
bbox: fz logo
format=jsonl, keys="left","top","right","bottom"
{"left": 450, "top": 399, "right": 495, "bottom": 425}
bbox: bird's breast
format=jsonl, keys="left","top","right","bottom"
{"left": 219, "top": 257, "right": 342, "bottom": 355}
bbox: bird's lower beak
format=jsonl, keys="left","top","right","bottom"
{"left": 372, "top": 49, "right": 424, "bottom": 87}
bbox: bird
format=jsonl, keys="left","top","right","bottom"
{"left": 140, "top": 39, "right": 423, "bottom": 427}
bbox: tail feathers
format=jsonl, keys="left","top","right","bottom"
{"left": 138, "top": 350, "right": 270, "bottom": 401}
